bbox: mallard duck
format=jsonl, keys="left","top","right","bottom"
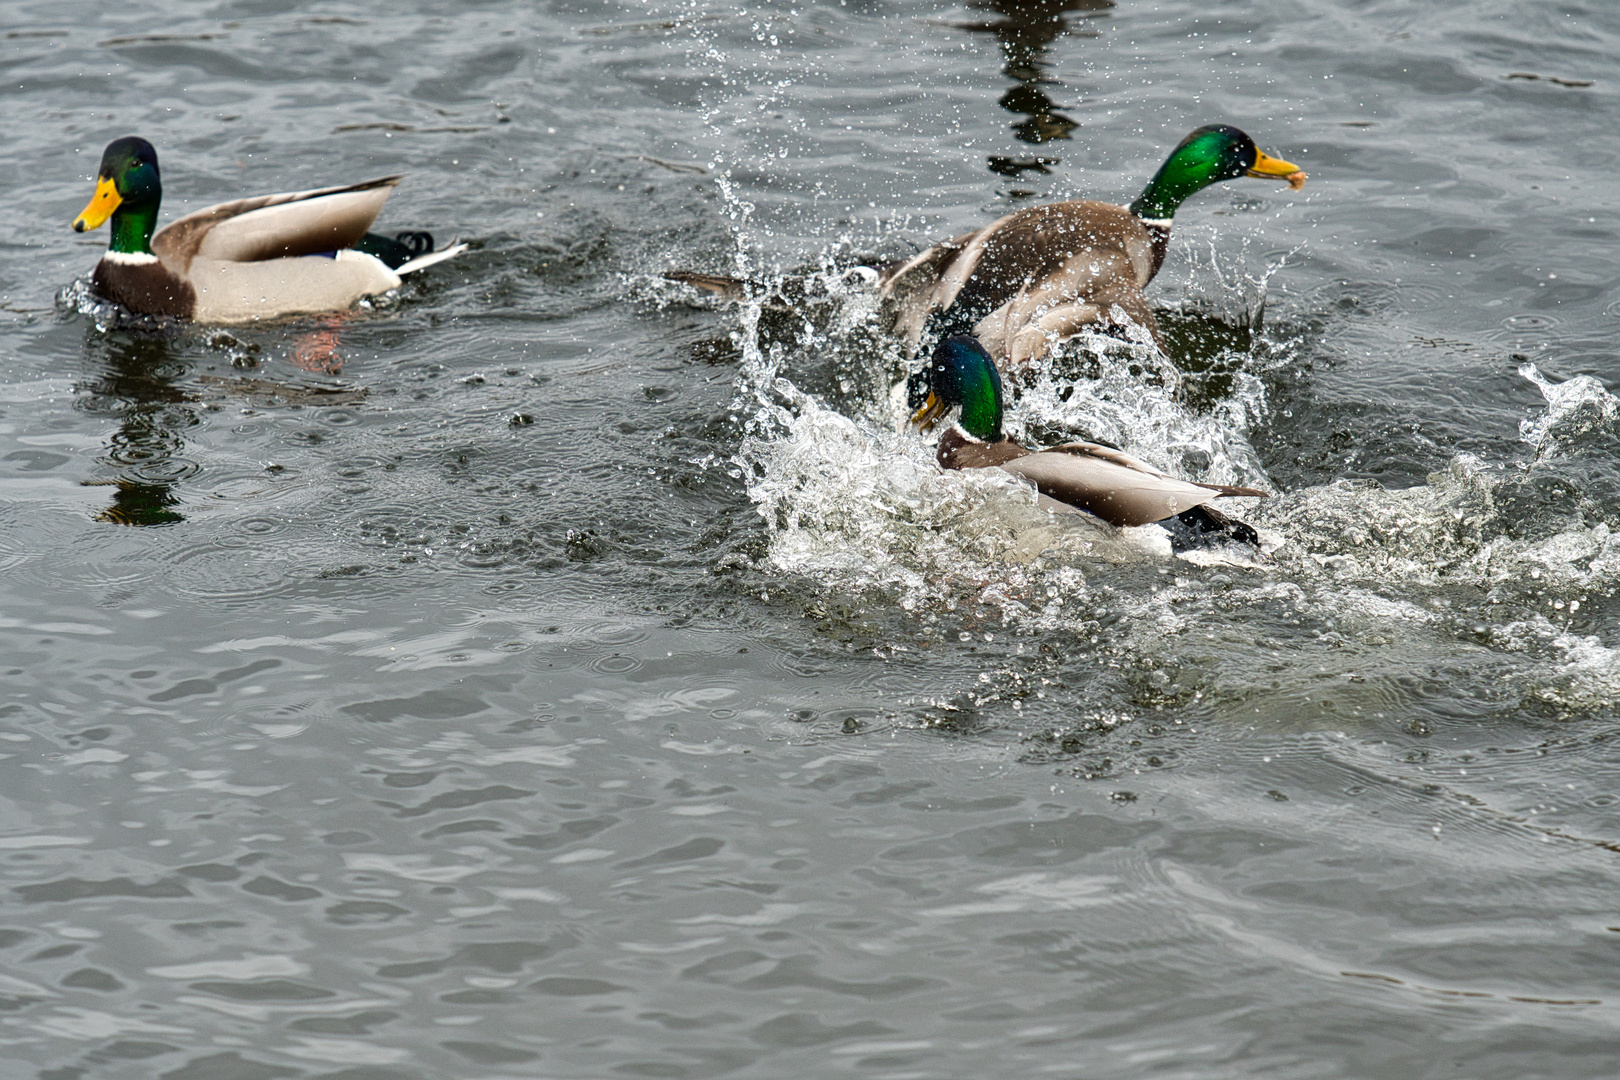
{"left": 883, "top": 124, "right": 1304, "bottom": 364}
{"left": 912, "top": 335, "right": 1267, "bottom": 551}
{"left": 71, "top": 136, "right": 466, "bottom": 322}
{"left": 665, "top": 124, "right": 1303, "bottom": 366}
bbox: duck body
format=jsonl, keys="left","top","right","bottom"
{"left": 880, "top": 198, "right": 1166, "bottom": 365}
{"left": 914, "top": 336, "right": 1266, "bottom": 550}
{"left": 885, "top": 124, "right": 1304, "bottom": 366}
{"left": 73, "top": 137, "right": 463, "bottom": 323}
{"left": 664, "top": 125, "right": 1303, "bottom": 370}
{"left": 935, "top": 424, "right": 1261, "bottom": 530}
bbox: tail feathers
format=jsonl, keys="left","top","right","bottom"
{"left": 663, "top": 270, "right": 753, "bottom": 300}
{"left": 354, "top": 230, "right": 439, "bottom": 269}
{"left": 1165, "top": 503, "right": 1261, "bottom": 553}
{"left": 397, "top": 241, "right": 468, "bottom": 276}
{"left": 1201, "top": 481, "right": 1270, "bottom": 499}
{"left": 394, "top": 231, "right": 435, "bottom": 259}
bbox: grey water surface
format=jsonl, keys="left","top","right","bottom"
{"left": 4, "top": 1, "right": 1620, "bottom": 1077}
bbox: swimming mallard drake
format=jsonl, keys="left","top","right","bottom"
{"left": 883, "top": 125, "right": 1304, "bottom": 365}
{"left": 912, "top": 335, "right": 1267, "bottom": 551}
{"left": 71, "top": 136, "right": 465, "bottom": 323}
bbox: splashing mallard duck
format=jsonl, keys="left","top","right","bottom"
{"left": 71, "top": 136, "right": 466, "bottom": 322}
{"left": 912, "top": 335, "right": 1268, "bottom": 553}
{"left": 667, "top": 125, "right": 1304, "bottom": 365}
{"left": 883, "top": 125, "right": 1304, "bottom": 364}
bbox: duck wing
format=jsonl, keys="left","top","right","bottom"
{"left": 975, "top": 271, "right": 1166, "bottom": 364}
{"left": 881, "top": 201, "right": 1158, "bottom": 356}
{"left": 152, "top": 176, "right": 401, "bottom": 269}
{"left": 878, "top": 229, "right": 980, "bottom": 351}
{"left": 999, "top": 441, "right": 1265, "bottom": 528}
{"left": 662, "top": 270, "right": 751, "bottom": 300}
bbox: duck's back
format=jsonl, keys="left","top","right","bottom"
{"left": 1001, "top": 441, "right": 1266, "bottom": 528}
{"left": 940, "top": 201, "right": 1156, "bottom": 312}
{"left": 881, "top": 200, "right": 1158, "bottom": 354}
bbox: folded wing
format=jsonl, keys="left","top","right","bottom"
{"left": 153, "top": 176, "right": 402, "bottom": 267}
{"left": 1000, "top": 441, "right": 1265, "bottom": 528}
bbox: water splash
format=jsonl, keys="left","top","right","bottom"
{"left": 56, "top": 277, "right": 182, "bottom": 335}
{"left": 698, "top": 259, "right": 1620, "bottom": 715}
{"left": 672, "top": 5, "right": 1620, "bottom": 717}
{"left": 742, "top": 395, "right": 1117, "bottom": 614}
{"left": 1518, "top": 361, "right": 1620, "bottom": 459}
{"left": 1014, "top": 332, "right": 1273, "bottom": 489}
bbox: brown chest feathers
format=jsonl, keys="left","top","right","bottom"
{"left": 93, "top": 258, "right": 196, "bottom": 319}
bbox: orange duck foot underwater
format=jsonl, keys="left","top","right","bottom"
{"left": 72, "top": 136, "right": 467, "bottom": 323}
{"left": 911, "top": 335, "right": 1269, "bottom": 555}
{"left": 667, "top": 124, "right": 1304, "bottom": 367}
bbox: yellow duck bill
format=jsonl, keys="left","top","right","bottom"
{"left": 910, "top": 390, "right": 949, "bottom": 432}
{"left": 1247, "top": 149, "right": 1308, "bottom": 190}
{"left": 73, "top": 176, "right": 122, "bottom": 232}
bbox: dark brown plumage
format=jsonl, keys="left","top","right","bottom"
{"left": 879, "top": 200, "right": 1169, "bottom": 363}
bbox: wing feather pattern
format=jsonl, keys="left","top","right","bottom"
{"left": 878, "top": 202, "right": 1159, "bottom": 358}
{"left": 661, "top": 270, "right": 752, "bottom": 300}
{"left": 153, "top": 176, "right": 401, "bottom": 267}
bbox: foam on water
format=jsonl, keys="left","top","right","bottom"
{"left": 744, "top": 392, "right": 1116, "bottom": 609}
{"left": 715, "top": 261, "right": 1620, "bottom": 715}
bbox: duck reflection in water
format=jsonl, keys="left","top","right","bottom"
{"left": 289, "top": 312, "right": 355, "bottom": 375}
{"left": 77, "top": 332, "right": 195, "bottom": 526}
{"left": 951, "top": 1, "right": 1115, "bottom": 174}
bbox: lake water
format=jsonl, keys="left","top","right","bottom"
{"left": 4, "top": 0, "right": 1620, "bottom": 1077}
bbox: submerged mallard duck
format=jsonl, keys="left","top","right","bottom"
{"left": 72, "top": 136, "right": 466, "bottom": 322}
{"left": 883, "top": 124, "right": 1305, "bottom": 364}
{"left": 912, "top": 335, "right": 1267, "bottom": 552}
{"left": 666, "top": 124, "right": 1304, "bottom": 366}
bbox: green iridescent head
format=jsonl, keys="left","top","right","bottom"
{"left": 910, "top": 336, "right": 1005, "bottom": 443}
{"left": 72, "top": 136, "right": 163, "bottom": 254}
{"left": 1128, "top": 124, "right": 1303, "bottom": 221}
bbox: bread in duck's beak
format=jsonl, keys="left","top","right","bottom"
{"left": 1247, "top": 148, "right": 1307, "bottom": 190}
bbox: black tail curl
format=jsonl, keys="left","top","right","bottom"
{"left": 354, "top": 230, "right": 436, "bottom": 269}
{"left": 1164, "top": 503, "right": 1261, "bottom": 553}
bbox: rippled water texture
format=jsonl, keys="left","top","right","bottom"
{"left": 4, "top": 1, "right": 1620, "bottom": 1077}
